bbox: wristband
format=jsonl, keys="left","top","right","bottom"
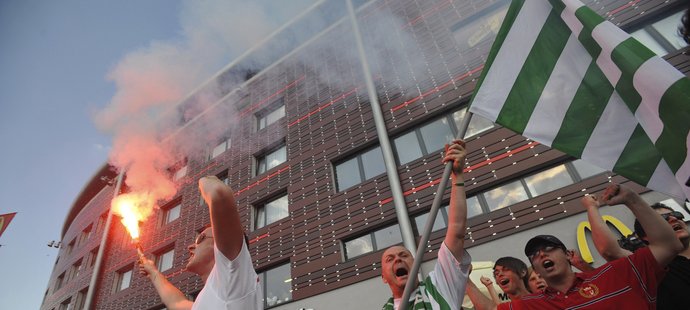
{"left": 454, "top": 181, "right": 464, "bottom": 187}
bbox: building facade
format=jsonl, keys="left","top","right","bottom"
{"left": 42, "top": 0, "right": 690, "bottom": 309}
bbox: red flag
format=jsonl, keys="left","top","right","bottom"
{"left": 0, "top": 212, "right": 17, "bottom": 239}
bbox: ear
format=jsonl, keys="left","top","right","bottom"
{"left": 382, "top": 275, "right": 388, "bottom": 284}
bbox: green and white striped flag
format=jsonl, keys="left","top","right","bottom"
{"left": 469, "top": 0, "right": 690, "bottom": 200}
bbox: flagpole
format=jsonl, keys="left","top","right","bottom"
{"left": 399, "top": 109, "right": 473, "bottom": 310}
{"left": 83, "top": 171, "right": 124, "bottom": 310}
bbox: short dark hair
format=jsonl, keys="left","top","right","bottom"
{"left": 633, "top": 202, "right": 674, "bottom": 238}
{"left": 680, "top": 7, "right": 690, "bottom": 45}
{"left": 494, "top": 256, "right": 528, "bottom": 279}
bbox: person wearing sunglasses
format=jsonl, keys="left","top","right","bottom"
{"left": 476, "top": 184, "right": 682, "bottom": 310}
{"left": 583, "top": 189, "right": 689, "bottom": 310}
{"left": 138, "top": 176, "right": 262, "bottom": 310}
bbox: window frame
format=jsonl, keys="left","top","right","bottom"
{"left": 255, "top": 97, "right": 286, "bottom": 131}
{"left": 258, "top": 262, "right": 293, "bottom": 308}
{"left": 156, "top": 247, "right": 175, "bottom": 273}
{"left": 333, "top": 145, "right": 386, "bottom": 192}
{"left": 255, "top": 143, "right": 287, "bottom": 176}
{"left": 342, "top": 223, "right": 403, "bottom": 260}
{"left": 115, "top": 267, "right": 133, "bottom": 292}
{"left": 253, "top": 192, "right": 289, "bottom": 231}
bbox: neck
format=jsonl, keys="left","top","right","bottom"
{"left": 546, "top": 270, "right": 576, "bottom": 294}
{"left": 508, "top": 287, "right": 530, "bottom": 299}
{"left": 391, "top": 282, "right": 416, "bottom": 300}
{"left": 679, "top": 241, "right": 690, "bottom": 258}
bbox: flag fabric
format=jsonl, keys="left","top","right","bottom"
{"left": 0, "top": 212, "right": 17, "bottom": 239}
{"left": 469, "top": 0, "right": 690, "bottom": 200}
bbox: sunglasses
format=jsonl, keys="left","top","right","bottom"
{"left": 527, "top": 245, "right": 558, "bottom": 261}
{"left": 195, "top": 232, "right": 214, "bottom": 245}
{"left": 661, "top": 211, "right": 685, "bottom": 221}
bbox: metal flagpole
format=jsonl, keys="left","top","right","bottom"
{"left": 399, "top": 110, "right": 474, "bottom": 310}
{"left": 83, "top": 171, "right": 124, "bottom": 310}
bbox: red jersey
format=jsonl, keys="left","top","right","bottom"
{"left": 498, "top": 247, "right": 665, "bottom": 309}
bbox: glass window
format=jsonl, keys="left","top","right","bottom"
{"left": 58, "top": 297, "right": 72, "bottom": 310}
{"left": 419, "top": 118, "right": 454, "bottom": 154}
{"left": 117, "top": 269, "right": 132, "bottom": 291}
{"left": 483, "top": 180, "right": 529, "bottom": 211}
{"left": 453, "top": 109, "right": 495, "bottom": 137}
{"left": 373, "top": 224, "right": 403, "bottom": 249}
{"left": 157, "top": 249, "right": 175, "bottom": 272}
{"left": 211, "top": 139, "right": 231, "bottom": 159}
{"left": 394, "top": 131, "right": 423, "bottom": 165}
{"left": 631, "top": 10, "right": 686, "bottom": 55}
{"left": 56, "top": 272, "right": 66, "bottom": 290}
{"left": 360, "top": 147, "right": 386, "bottom": 179}
{"left": 90, "top": 247, "right": 99, "bottom": 268}
{"left": 257, "top": 102, "right": 286, "bottom": 130}
{"left": 173, "top": 165, "right": 188, "bottom": 181}
{"left": 75, "top": 288, "right": 88, "bottom": 310}
{"left": 572, "top": 159, "right": 605, "bottom": 180}
{"left": 524, "top": 165, "right": 574, "bottom": 196}
{"left": 344, "top": 235, "right": 373, "bottom": 258}
{"left": 334, "top": 145, "right": 385, "bottom": 191}
{"left": 257, "top": 145, "right": 287, "bottom": 175}
{"left": 71, "top": 259, "right": 83, "bottom": 281}
{"left": 335, "top": 157, "right": 361, "bottom": 191}
{"left": 164, "top": 204, "right": 181, "bottom": 224}
{"left": 414, "top": 208, "right": 447, "bottom": 234}
{"left": 466, "top": 195, "right": 484, "bottom": 218}
{"left": 255, "top": 194, "right": 289, "bottom": 230}
{"left": 261, "top": 263, "right": 292, "bottom": 307}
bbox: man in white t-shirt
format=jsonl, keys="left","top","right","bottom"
{"left": 139, "top": 176, "right": 262, "bottom": 310}
{"left": 381, "top": 139, "right": 471, "bottom": 310}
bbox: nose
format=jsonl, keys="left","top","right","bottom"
{"left": 188, "top": 243, "right": 196, "bottom": 252}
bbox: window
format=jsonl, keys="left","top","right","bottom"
{"left": 631, "top": 10, "right": 686, "bottom": 56}
{"left": 393, "top": 107, "right": 495, "bottom": 165}
{"left": 450, "top": 0, "right": 509, "bottom": 66}
{"left": 115, "top": 269, "right": 132, "bottom": 291}
{"left": 343, "top": 223, "right": 403, "bottom": 259}
{"left": 78, "top": 225, "right": 92, "bottom": 248}
{"left": 173, "top": 165, "right": 188, "bottom": 181}
{"left": 210, "top": 138, "right": 231, "bottom": 159}
{"left": 256, "top": 144, "right": 286, "bottom": 175}
{"left": 58, "top": 297, "right": 72, "bottom": 310}
{"left": 157, "top": 248, "right": 175, "bottom": 272}
{"left": 257, "top": 99, "right": 286, "bottom": 130}
{"left": 96, "top": 211, "right": 108, "bottom": 233}
{"left": 162, "top": 202, "right": 181, "bottom": 225}
{"left": 259, "top": 263, "right": 292, "bottom": 307}
{"left": 255, "top": 194, "right": 289, "bottom": 230}
{"left": 55, "top": 272, "right": 66, "bottom": 291}
{"left": 75, "top": 288, "right": 88, "bottom": 310}
{"left": 414, "top": 206, "right": 448, "bottom": 235}
{"left": 65, "top": 239, "right": 75, "bottom": 255}
{"left": 334, "top": 146, "right": 386, "bottom": 191}
{"left": 70, "top": 259, "right": 83, "bottom": 281}
{"left": 89, "top": 246, "right": 99, "bottom": 268}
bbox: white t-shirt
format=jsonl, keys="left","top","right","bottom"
{"left": 192, "top": 241, "right": 263, "bottom": 309}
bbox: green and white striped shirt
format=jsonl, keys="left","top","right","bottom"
{"left": 382, "top": 243, "right": 471, "bottom": 310}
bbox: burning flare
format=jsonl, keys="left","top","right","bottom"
{"left": 112, "top": 192, "right": 154, "bottom": 240}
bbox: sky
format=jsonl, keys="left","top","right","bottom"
{"left": 0, "top": 1, "right": 313, "bottom": 309}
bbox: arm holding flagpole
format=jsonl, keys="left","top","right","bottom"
{"left": 399, "top": 111, "right": 473, "bottom": 310}
{"left": 582, "top": 195, "right": 631, "bottom": 261}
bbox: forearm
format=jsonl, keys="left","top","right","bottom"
{"left": 585, "top": 205, "right": 630, "bottom": 261}
{"left": 625, "top": 196, "right": 682, "bottom": 264}
{"left": 466, "top": 280, "right": 498, "bottom": 310}
{"left": 199, "top": 177, "right": 244, "bottom": 259}
{"left": 149, "top": 271, "right": 193, "bottom": 310}
{"left": 444, "top": 172, "right": 467, "bottom": 258}
{"left": 485, "top": 284, "right": 501, "bottom": 305}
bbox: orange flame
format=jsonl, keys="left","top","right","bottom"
{"left": 112, "top": 192, "right": 154, "bottom": 240}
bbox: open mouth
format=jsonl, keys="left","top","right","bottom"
{"left": 395, "top": 267, "right": 408, "bottom": 278}
{"left": 537, "top": 283, "right": 546, "bottom": 290}
{"left": 499, "top": 278, "right": 510, "bottom": 286}
{"left": 672, "top": 224, "right": 684, "bottom": 231}
{"left": 543, "top": 260, "right": 555, "bottom": 269}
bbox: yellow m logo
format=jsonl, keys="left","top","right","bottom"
{"left": 576, "top": 215, "right": 632, "bottom": 263}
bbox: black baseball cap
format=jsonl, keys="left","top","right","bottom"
{"left": 524, "top": 235, "right": 567, "bottom": 259}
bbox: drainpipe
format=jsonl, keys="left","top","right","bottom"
{"left": 345, "top": 0, "right": 417, "bottom": 257}
{"left": 83, "top": 171, "right": 124, "bottom": 310}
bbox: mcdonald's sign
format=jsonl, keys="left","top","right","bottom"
{"left": 576, "top": 215, "right": 632, "bottom": 264}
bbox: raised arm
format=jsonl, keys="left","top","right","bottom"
{"left": 198, "top": 176, "right": 244, "bottom": 261}
{"left": 138, "top": 257, "right": 193, "bottom": 310}
{"left": 442, "top": 139, "right": 468, "bottom": 260}
{"left": 602, "top": 184, "right": 683, "bottom": 266}
{"left": 581, "top": 195, "right": 631, "bottom": 261}
{"left": 466, "top": 278, "right": 499, "bottom": 310}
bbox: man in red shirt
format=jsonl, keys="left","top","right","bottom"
{"left": 486, "top": 184, "right": 682, "bottom": 310}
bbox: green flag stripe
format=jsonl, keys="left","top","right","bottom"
{"left": 573, "top": 4, "right": 605, "bottom": 57}
{"left": 552, "top": 62, "right": 613, "bottom": 157}
{"left": 611, "top": 38, "right": 657, "bottom": 112}
{"left": 495, "top": 10, "right": 571, "bottom": 133}
{"left": 656, "top": 78, "right": 690, "bottom": 172}
{"left": 612, "top": 125, "right": 662, "bottom": 185}
{"left": 469, "top": 0, "right": 547, "bottom": 121}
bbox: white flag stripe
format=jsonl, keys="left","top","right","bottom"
{"left": 677, "top": 136, "right": 690, "bottom": 200}
{"left": 469, "top": 0, "right": 551, "bottom": 121}
{"left": 649, "top": 160, "right": 686, "bottom": 199}
{"left": 633, "top": 57, "right": 686, "bottom": 142}
{"left": 592, "top": 22, "right": 628, "bottom": 86}
{"left": 523, "top": 35, "right": 591, "bottom": 145}
{"left": 580, "top": 92, "right": 637, "bottom": 170}
{"left": 561, "top": 0, "right": 585, "bottom": 36}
